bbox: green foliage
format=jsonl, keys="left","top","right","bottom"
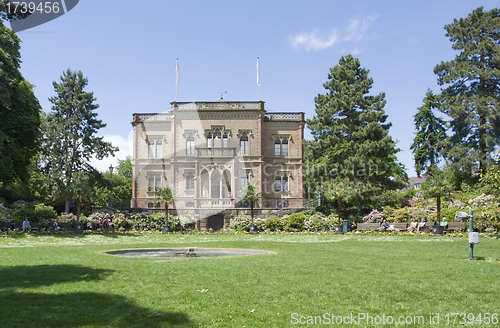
{"left": 41, "top": 69, "right": 117, "bottom": 212}
{"left": 154, "top": 187, "right": 174, "bottom": 225}
{"left": 92, "top": 171, "right": 132, "bottom": 208}
{"left": 410, "top": 90, "right": 446, "bottom": 177}
{"left": 11, "top": 201, "right": 35, "bottom": 222}
{"left": 306, "top": 55, "right": 404, "bottom": 212}
{"left": 117, "top": 156, "right": 132, "bottom": 179}
{"left": 434, "top": 7, "right": 500, "bottom": 172}
{"left": 422, "top": 169, "right": 454, "bottom": 223}
{"left": 264, "top": 216, "right": 283, "bottom": 232}
{"left": 0, "top": 24, "right": 41, "bottom": 185}
{"left": 33, "top": 203, "right": 57, "bottom": 222}
{"left": 283, "top": 212, "right": 306, "bottom": 232}
{"left": 383, "top": 206, "right": 410, "bottom": 223}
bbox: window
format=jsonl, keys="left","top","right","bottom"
{"left": 274, "top": 137, "right": 289, "bottom": 158}
{"left": 282, "top": 138, "right": 288, "bottom": 157}
{"left": 148, "top": 138, "right": 163, "bottom": 159}
{"left": 186, "top": 135, "right": 195, "bottom": 156}
{"left": 223, "top": 132, "right": 228, "bottom": 148}
{"left": 275, "top": 175, "right": 281, "bottom": 192}
{"left": 275, "top": 174, "right": 288, "bottom": 192}
{"left": 186, "top": 172, "right": 194, "bottom": 190}
{"left": 240, "top": 133, "right": 249, "bottom": 155}
{"left": 148, "top": 174, "right": 162, "bottom": 191}
{"left": 214, "top": 129, "right": 221, "bottom": 148}
{"left": 240, "top": 172, "right": 249, "bottom": 189}
{"left": 207, "top": 133, "right": 213, "bottom": 148}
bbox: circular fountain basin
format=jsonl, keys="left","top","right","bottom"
{"left": 101, "top": 247, "right": 276, "bottom": 259}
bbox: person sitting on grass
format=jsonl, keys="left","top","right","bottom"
{"left": 407, "top": 218, "right": 418, "bottom": 232}
{"left": 22, "top": 218, "right": 31, "bottom": 232}
{"left": 440, "top": 217, "right": 448, "bottom": 227}
{"left": 417, "top": 218, "right": 427, "bottom": 232}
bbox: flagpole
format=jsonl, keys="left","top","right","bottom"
{"left": 257, "top": 57, "right": 260, "bottom": 100}
{"left": 176, "top": 58, "right": 179, "bottom": 102}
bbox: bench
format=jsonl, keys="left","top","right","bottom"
{"left": 444, "top": 221, "right": 466, "bottom": 232}
{"left": 391, "top": 223, "right": 408, "bottom": 231}
{"left": 356, "top": 223, "right": 380, "bottom": 231}
{"left": 30, "top": 222, "right": 40, "bottom": 231}
{"left": 420, "top": 222, "right": 434, "bottom": 233}
{"left": 0, "top": 222, "right": 13, "bottom": 231}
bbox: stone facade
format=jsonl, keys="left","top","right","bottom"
{"left": 131, "top": 101, "right": 306, "bottom": 230}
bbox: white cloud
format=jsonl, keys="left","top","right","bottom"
{"left": 90, "top": 132, "right": 133, "bottom": 173}
{"left": 290, "top": 14, "right": 379, "bottom": 52}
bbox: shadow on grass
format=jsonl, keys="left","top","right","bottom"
{"left": 0, "top": 265, "right": 196, "bottom": 327}
{"left": 0, "top": 291, "right": 194, "bottom": 327}
{"left": 0, "top": 265, "right": 112, "bottom": 289}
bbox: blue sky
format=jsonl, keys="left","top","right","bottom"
{"left": 9, "top": 0, "right": 499, "bottom": 175}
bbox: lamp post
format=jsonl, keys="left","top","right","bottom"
{"left": 109, "top": 164, "right": 114, "bottom": 208}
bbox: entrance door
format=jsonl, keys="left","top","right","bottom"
{"left": 207, "top": 215, "right": 224, "bottom": 231}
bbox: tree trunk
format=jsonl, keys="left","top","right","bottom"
{"left": 76, "top": 200, "right": 81, "bottom": 222}
{"left": 250, "top": 201, "right": 254, "bottom": 224}
{"left": 65, "top": 199, "right": 70, "bottom": 214}
{"left": 436, "top": 195, "right": 441, "bottom": 224}
{"left": 165, "top": 204, "right": 169, "bottom": 226}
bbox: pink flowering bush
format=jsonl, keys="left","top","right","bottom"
{"left": 363, "top": 209, "right": 384, "bottom": 223}
{"left": 85, "top": 212, "right": 113, "bottom": 230}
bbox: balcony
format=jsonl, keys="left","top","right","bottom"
{"left": 196, "top": 148, "right": 237, "bottom": 158}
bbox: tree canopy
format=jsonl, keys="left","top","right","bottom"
{"left": 306, "top": 55, "right": 404, "bottom": 213}
{"left": 41, "top": 69, "right": 117, "bottom": 213}
{"left": 411, "top": 90, "right": 447, "bottom": 177}
{"left": 0, "top": 19, "right": 40, "bottom": 185}
{"left": 434, "top": 7, "right": 500, "bottom": 172}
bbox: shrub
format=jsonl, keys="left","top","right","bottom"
{"left": 383, "top": 206, "right": 409, "bottom": 223}
{"left": 362, "top": 209, "right": 384, "bottom": 223}
{"left": 0, "top": 204, "right": 12, "bottom": 222}
{"left": 34, "top": 204, "right": 58, "bottom": 222}
{"left": 112, "top": 213, "right": 133, "bottom": 230}
{"left": 265, "top": 216, "right": 284, "bottom": 231}
{"left": 85, "top": 212, "right": 113, "bottom": 230}
{"left": 11, "top": 201, "right": 35, "bottom": 222}
{"left": 304, "top": 213, "right": 328, "bottom": 231}
{"left": 229, "top": 215, "right": 252, "bottom": 231}
{"left": 283, "top": 212, "right": 306, "bottom": 232}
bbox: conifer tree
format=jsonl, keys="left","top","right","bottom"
{"left": 42, "top": 69, "right": 117, "bottom": 213}
{"left": 434, "top": 7, "right": 500, "bottom": 172}
{"left": 306, "top": 55, "right": 404, "bottom": 212}
{"left": 410, "top": 90, "right": 447, "bottom": 177}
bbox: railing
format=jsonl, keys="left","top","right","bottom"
{"left": 197, "top": 148, "right": 237, "bottom": 158}
{"left": 172, "top": 101, "right": 261, "bottom": 110}
{"left": 200, "top": 199, "right": 232, "bottom": 208}
{"left": 136, "top": 114, "right": 173, "bottom": 121}
{"left": 264, "top": 113, "right": 302, "bottom": 121}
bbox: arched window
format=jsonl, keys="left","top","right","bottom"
{"left": 282, "top": 138, "right": 288, "bottom": 157}
{"left": 148, "top": 138, "right": 163, "bottom": 159}
{"left": 274, "top": 138, "right": 281, "bottom": 158}
{"left": 223, "top": 132, "right": 228, "bottom": 148}
{"left": 214, "top": 129, "right": 221, "bottom": 148}
{"left": 186, "top": 134, "right": 195, "bottom": 156}
{"left": 275, "top": 175, "right": 281, "bottom": 192}
{"left": 240, "top": 133, "right": 249, "bottom": 155}
{"left": 282, "top": 174, "right": 288, "bottom": 191}
{"left": 207, "top": 132, "right": 213, "bottom": 148}
{"left": 186, "top": 172, "right": 194, "bottom": 190}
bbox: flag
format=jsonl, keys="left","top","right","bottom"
{"left": 256, "top": 57, "right": 260, "bottom": 86}
{"left": 176, "top": 58, "right": 180, "bottom": 86}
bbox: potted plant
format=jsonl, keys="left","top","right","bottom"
{"left": 240, "top": 183, "right": 260, "bottom": 233}
{"left": 155, "top": 187, "right": 174, "bottom": 233}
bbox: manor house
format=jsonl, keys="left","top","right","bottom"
{"left": 131, "top": 100, "right": 305, "bottom": 230}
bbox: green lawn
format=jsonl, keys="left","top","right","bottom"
{"left": 0, "top": 233, "right": 499, "bottom": 327}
